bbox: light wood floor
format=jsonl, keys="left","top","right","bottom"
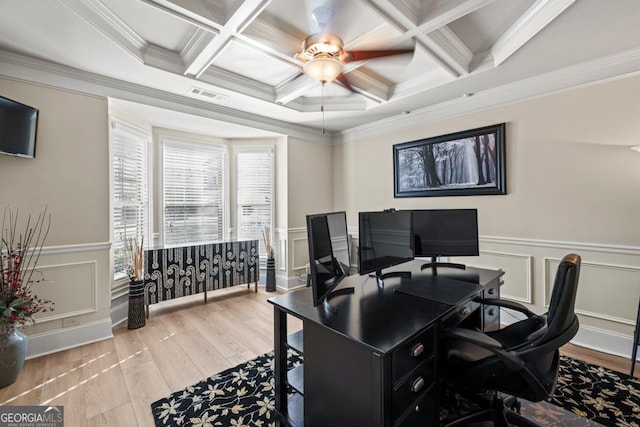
{"left": 0, "top": 287, "right": 634, "bottom": 426}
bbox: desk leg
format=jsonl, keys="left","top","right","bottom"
{"left": 274, "top": 307, "right": 288, "bottom": 418}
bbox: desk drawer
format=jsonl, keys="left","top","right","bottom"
{"left": 483, "top": 281, "right": 500, "bottom": 299}
{"left": 392, "top": 356, "right": 436, "bottom": 421}
{"left": 392, "top": 326, "right": 435, "bottom": 383}
{"left": 482, "top": 280, "right": 501, "bottom": 331}
{"left": 442, "top": 299, "right": 481, "bottom": 329}
{"left": 395, "top": 381, "right": 438, "bottom": 427}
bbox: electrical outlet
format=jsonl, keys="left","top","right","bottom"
{"left": 62, "top": 317, "right": 81, "bottom": 328}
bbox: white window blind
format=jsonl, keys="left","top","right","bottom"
{"left": 162, "top": 138, "right": 226, "bottom": 246}
{"left": 112, "top": 121, "right": 150, "bottom": 276}
{"left": 236, "top": 148, "right": 274, "bottom": 260}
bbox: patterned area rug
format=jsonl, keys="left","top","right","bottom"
{"left": 151, "top": 352, "right": 639, "bottom": 427}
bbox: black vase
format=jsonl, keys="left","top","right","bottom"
{"left": 266, "top": 258, "right": 276, "bottom": 292}
{"left": 128, "top": 279, "right": 146, "bottom": 329}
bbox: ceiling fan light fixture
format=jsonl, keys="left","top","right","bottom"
{"left": 301, "top": 33, "right": 344, "bottom": 58}
{"left": 303, "top": 56, "right": 343, "bottom": 83}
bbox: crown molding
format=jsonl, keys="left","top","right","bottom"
{"left": 144, "top": 44, "right": 185, "bottom": 74}
{"left": 491, "top": 0, "right": 576, "bottom": 67}
{"left": 199, "top": 65, "right": 276, "bottom": 103}
{"left": 300, "top": 96, "right": 366, "bottom": 112}
{"left": 335, "top": 46, "right": 640, "bottom": 143}
{"left": 423, "top": 26, "right": 472, "bottom": 75}
{"left": 59, "top": 0, "right": 145, "bottom": 62}
{"left": 0, "top": 49, "right": 329, "bottom": 142}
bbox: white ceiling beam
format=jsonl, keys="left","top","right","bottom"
{"left": 181, "top": 28, "right": 217, "bottom": 65}
{"left": 491, "top": 0, "right": 577, "bottom": 67}
{"left": 357, "top": 0, "right": 466, "bottom": 77}
{"left": 198, "top": 66, "right": 275, "bottom": 103}
{"left": 274, "top": 74, "right": 317, "bottom": 105}
{"left": 417, "top": 0, "right": 498, "bottom": 34}
{"left": 421, "top": 26, "right": 473, "bottom": 75}
{"left": 142, "top": 0, "right": 227, "bottom": 28}
{"left": 137, "top": 0, "right": 222, "bottom": 35}
{"left": 235, "top": 18, "right": 304, "bottom": 68}
{"left": 182, "top": 0, "right": 274, "bottom": 77}
{"left": 59, "top": 0, "right": 146, "bottom": 62}
{"left": 341, "top": 69, "right": 391, "bottom": 103}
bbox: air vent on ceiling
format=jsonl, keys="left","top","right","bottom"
{"left": 189, "top": 87, "right": 229, "bottom": 102}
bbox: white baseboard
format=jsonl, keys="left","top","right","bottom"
{"left": 110, "top": 298, "right": 129, "bottom": 327}
{"left": 501, "top": 309, "right": 633, "bottom": 360}
{"left": 26, "top": 319, "right": 113, "bottom": 359}
{"left": 571, "top": 324, "right": 634, "bottom": 360}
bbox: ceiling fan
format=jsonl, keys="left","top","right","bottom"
{"left": 295, "top": 7, "right": 414, "bottom": 91}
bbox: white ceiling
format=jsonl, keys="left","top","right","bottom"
{"left": 0, "top": 0, "right": 639, "bottom": 138}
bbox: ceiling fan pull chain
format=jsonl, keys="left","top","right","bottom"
{"left": 321, "top": 82, "right": 326, "bottom": 135}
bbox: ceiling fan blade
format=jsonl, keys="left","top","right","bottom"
{"left": 345, "top": 49, "right": 414, "bottom": 63}
{"left": 335, "top": 73, "right": 354, "bottom": 92}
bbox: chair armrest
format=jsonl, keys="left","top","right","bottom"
{"left": 444, "top": 327, "right": 525, "bottom": 372}
{"left": 483, "top": 298, "right": 536, "bottom": 318}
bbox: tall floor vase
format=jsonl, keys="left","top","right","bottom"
{"left": 128, "top": 279, "right": 146, "bottom": 329}
{"left": 0, "top": 323, "right": 27, "bottom": 388}
{"left": 266, "top": 258, "right": 276, "bottom": 292}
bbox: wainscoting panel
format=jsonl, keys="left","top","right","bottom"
{"left": 31, "top": 260, "right": 97, "bottom": 323}
{"left": 291, "top": 237, "right": 309, "bottom": 272}
{"left": 544, "top": 257, "right": 640, "bottom": 326}
{"left": 469, "top": 251, "right": 532, "bottom": 304}
{"left": 283, "top": 228, "right": 640, "bottom": 357}
{"left": 25, "top": 242, "right": 112, "bottom": 358}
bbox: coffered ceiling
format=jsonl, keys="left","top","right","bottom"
{"left": 0, "top": 0, "right": 639, "bottom": 136}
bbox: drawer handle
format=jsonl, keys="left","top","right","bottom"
{"left": 415, "top": 404, "right": 421, "bottom": 412}
{"left": 411, "top": 377, "right": 425, "bottom": 393}
{"left": 488, "top": 308, "right": 496, "bottom": 316}
{"left": 459, "top": 307, "right": 470, "bottom": 317}
{"left": 488, "top": 288, "right": 496, "bottom": 295}
{"left": 410, "top": 343, "right": 424, "bottom": 358}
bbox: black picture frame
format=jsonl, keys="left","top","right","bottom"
{"left": 393, "top": 123, "right": 506, "bottom": 198}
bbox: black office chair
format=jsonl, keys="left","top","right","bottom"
{"left": 441, "top": 253, "right": 581, "bottom": 427}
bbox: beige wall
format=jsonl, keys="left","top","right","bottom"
{"left": 0, "top": 78, "right": 112, "bottom": 355}
{"left": 0, "top": 79, "right": 110, "bottom": 244}
{"left": 336, "top": 76, "right": 640, "bottom": 245}
{"left": 287, "top": 138, "right": 333, "bottom": 228}
{"left": 282, "top": 137, "right": 333, "bottom": 286}
{"left": 333, "top": 75, "right": 640, "bottom": 356}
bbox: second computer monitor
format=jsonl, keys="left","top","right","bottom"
{"left": 412, "top": 208, "right": 479, "bottom": 259}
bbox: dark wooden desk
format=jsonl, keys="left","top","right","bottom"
{"left": 268, "top": 261, "right": 504, "bottom": 427}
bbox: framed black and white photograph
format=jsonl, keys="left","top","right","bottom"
{"left": 393, "top": 123, "right": 506, "bottom": 198}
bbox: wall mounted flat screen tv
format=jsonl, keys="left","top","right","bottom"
{"left": 412, "top": 208, "right": 479, "bottom": 274}
{"left": 358, "top": 210, "right": 413, "bottom": 285}
{"left": 0, "top": 95, "right": 39, "bottom": 158}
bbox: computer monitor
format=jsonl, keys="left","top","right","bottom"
{"left": 306, "top": 212, "right": 353, "bottom": 313}
{"left": 412, "top": 208, "right": 479, "bottom": 275}
{"left": 358, "top": 210, "right": 413, "bottom": 286}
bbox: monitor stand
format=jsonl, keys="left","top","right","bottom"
{"left": 420, "top": 256, "right": 466, "bottom": 276}
{"left": 370, "top": 270, "right": 412, "bottom": 288}
{"left": 322, "top": 287, "right": 355, "bottom": 314}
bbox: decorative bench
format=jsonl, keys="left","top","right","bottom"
{"left": 143, "top": 240, "right": 259, "bottom": 318}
